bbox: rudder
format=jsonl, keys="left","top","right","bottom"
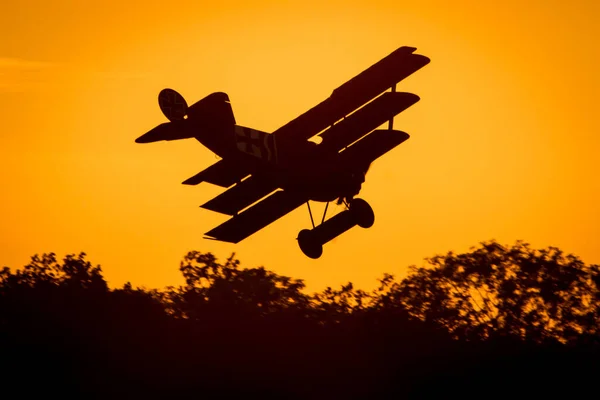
{"left": 187, "top": 92, "right": 236, "bottom": 126}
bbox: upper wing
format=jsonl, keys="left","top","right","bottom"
{"left": 272, "top": 46, "right": 429, "bottom": 144}
{"left": 204, "top": 190, "right": 306, "bottom": 243}
{"left": 182, "top": 159, "right": 249, "bottom": 187}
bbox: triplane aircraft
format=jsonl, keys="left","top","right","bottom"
{"left": 136, "top": 46, "right": 430, "bottom": 258}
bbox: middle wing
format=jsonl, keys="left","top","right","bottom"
{"left": 317, "top": 91, "right": 418, "bottom": 153}
{"left": 204, "top": 190, "right": 306, "bottom": 243}
{"left": 200, "top": 174, "right": 277, "bottom": 215}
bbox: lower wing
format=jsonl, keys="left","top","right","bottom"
{"left": 204, "top": 190, "right": 306, "bottom": 243}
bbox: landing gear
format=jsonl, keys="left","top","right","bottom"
{"left": 349, "top": 198, "right": 375, "bottom": 228}
{"left": 297, "top": 198, "right": 374, "bottom": 258}
{"left": 297, "top": 229, "right": 323, "bottom": 259}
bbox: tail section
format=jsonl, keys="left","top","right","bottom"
{"left": 135, "top": 90, "right": 235, "bottom": 144}
{"left": 187, "top": 92, "right": 236, "bottom": 126}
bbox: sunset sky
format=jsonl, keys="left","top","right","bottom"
{"left": 1, "top": 0, "right": 598, "bottom": 292}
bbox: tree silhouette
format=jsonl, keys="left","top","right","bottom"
{"left": 167, "top": 251, "right": 311, "bottom": 320}
{"left": 392, "top": 240, "right": 600, "bottom": 343}
{"left": 1, "top": 241, "right": 598, "bottom": 398}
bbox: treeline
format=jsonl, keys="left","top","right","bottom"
{"left": 1, "top": 241, "right": 599, "bottom": 398}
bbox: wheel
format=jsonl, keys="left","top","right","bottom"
{"left": 350, "top": 198, "right": 374, "bottom": 228}
{"left": 297, "top": 229, "right": 323, "bottom": 259}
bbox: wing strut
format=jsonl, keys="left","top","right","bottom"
{"left": 305, "top": 200, "right": 336, "bottom": 231}
{"left": 388, "top": 84, "right": 397, "bottom": 131}
{"left": 321, "top": 202, "right": 329, "bottom": 224}
{"left": 306, "top": 202, "right": 316, "bottom": 229}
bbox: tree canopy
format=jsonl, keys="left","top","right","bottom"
{"left": 1, "top": 240, "right": 598, "bottom": 398}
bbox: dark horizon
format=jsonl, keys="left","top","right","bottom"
{"left": 2, "top": 239, "right": 599, "bottom": 398}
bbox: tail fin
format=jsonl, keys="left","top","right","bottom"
{"left": 187, "top": 92, "right": 236, "bottom": 126}
{"left": 135, "top": 91, "right": 235, "bottom": 144}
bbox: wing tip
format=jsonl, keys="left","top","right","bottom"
{"left": 203, "top": 235, "right": 229, "bottom": 242}
{"left": 393, "top": 91, "right": 420, "bottom": 103}
{"left": 202, "top": 233, "right": 239, "bottom": 244}
{"left": 199, "top": 202, "right": 236, "bottom": 216}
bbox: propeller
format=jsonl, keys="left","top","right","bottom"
{"left": 158, "top": 88, "right": 188, "bottom": 122}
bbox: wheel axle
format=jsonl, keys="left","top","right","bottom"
{"left": 297, "top": 198, "right": 374, "bottom": 258}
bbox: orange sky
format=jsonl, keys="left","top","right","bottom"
{"left": 1, "top": 0, "right": 598, "bottom": 292}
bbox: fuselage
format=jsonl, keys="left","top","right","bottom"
{"left": 193, "top": 121, "right": 366, "bottom": 203}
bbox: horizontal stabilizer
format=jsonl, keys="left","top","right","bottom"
{"left": 200, "top": 176, "right": 278, "bottom": 215}
{"left": 182, "top": 159, "right": 249, "bottom": 187}
{"left": 136, "top": 120, "right": 193, "bottom": 143}
{"left": 204, "top": 190, "right": 306, "bottom": 243}
{"left": 339, "top": 129, "right": 410, "bottom": 167}
{"left": 319, "top": 92, "right": 418, "bottom": 152}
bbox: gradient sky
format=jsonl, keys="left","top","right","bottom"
{"left": 1, "top": 0, "right": 598, "bottom": 292}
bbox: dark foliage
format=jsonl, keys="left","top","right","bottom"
{"left": 1, "top": 241, "right": 598, "bottom": 399}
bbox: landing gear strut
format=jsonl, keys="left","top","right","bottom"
{"left": 297, "top": 198, "right": 375, "bottom": 259}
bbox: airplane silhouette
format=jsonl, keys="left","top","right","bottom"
{"left": 136, "top": 46, "right": 430, "bottom": 258}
